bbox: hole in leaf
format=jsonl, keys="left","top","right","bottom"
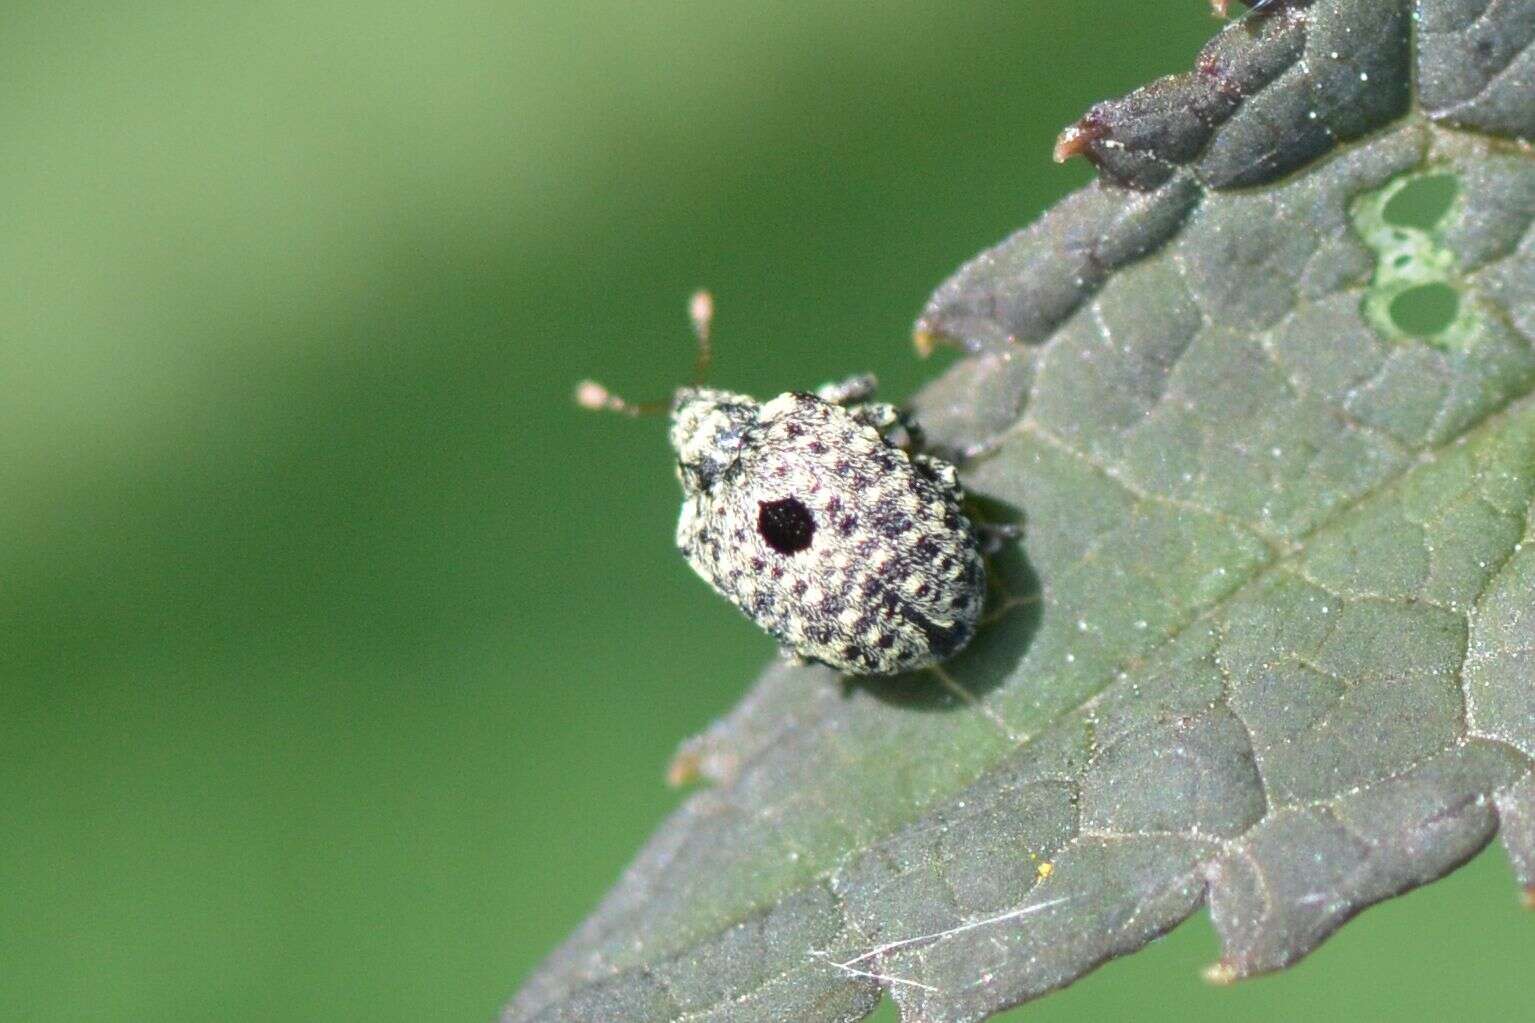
{"left": 1389, "top": 282, "right": 1459, "bottom": 336}
{"left": 1382, "top": 174, "right": 1458, "bottom": 231}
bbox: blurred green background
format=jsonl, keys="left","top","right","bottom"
{"left": 2, "top": 3, "right": 1529, "bottom": 1021}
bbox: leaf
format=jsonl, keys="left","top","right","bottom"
{"left": 507, "top": 2, "right": 1535, "bottom": 1020}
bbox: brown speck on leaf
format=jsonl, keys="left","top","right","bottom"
{"left": 665, "top": 746, "right": 701, "bottom": 787}
{"left": 913, "top": 326, "right": 968, "bottom": 356}
{"left": 913, "top": 328, "right": 937, "bottom": 358}
{"left": 667, "top": 734, "right": 741, "bottom": 788}
{"left": 1522, "top": 886, "right": 1535, "bottom": 911}
{"left": 1211, "top": 0, "right": 1301, "bottom": 19}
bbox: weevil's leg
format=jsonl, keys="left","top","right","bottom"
{"left": 819, "top": 373, "right": 932, "bottom": 449}
{"left": 980, "top": 558, "right": 1039, "bottom": 624}
{"left": 815, "top": 374, "right": 878, "bottom": 406}
{"left": 976, "top": 518, "right": 1033, "bottom": 625}
{"left": 955, "top": 433, "right": 1005, "bottom": 463}
{"left": 891, "top": 407, "right": 925, "bottom": 449}
{"left": 848, "top": 401, "right": 926, "bottom": 452}
{"left": 847, "top": 401, "right": 900, "bottom": 431}
{"left": 984, "top": 552, "right": 1009, "bottom": 603}
{"left": 913, "top": 451, "right": 962, "bottom": 496}
{"left": 777, "top": 645, "right": 812, "bottom": 667}
{"left": 975, "top": 519, "right": 1021, "bottom": 555}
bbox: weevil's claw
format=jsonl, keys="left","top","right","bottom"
{"left": 977, "top": 521, "right": 1022, "bottom": 555}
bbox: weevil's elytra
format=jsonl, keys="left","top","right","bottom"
{"left": 578, "top": 292, "right": 985, "bottom": 676}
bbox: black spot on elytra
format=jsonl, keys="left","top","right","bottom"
{"left": 758, "top": 497, "right": 815, "bottom": 555}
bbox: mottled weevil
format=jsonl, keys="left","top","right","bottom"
{"left": 577, "top": 292, "right": 985, "bottom": 676}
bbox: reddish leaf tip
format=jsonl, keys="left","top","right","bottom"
{"left": 1052, "top": 123, "right": 1096, "bottom": 164}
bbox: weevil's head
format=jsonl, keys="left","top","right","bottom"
{"left": 669, "top": 386, "right": 759, "bottom": 495}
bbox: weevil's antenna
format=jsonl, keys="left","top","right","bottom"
{"left": 688, "top": 288, "right": 714, "bottom": 385}
{"left": 574, "top": 289, "right": 717, "bottom": 416}
{"left": 572, "top": 378, "right": 667, "bottom": 416}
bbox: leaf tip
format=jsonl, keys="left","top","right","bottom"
{"left": 1052, "top": 117, "right": 1105, "bottom": 165}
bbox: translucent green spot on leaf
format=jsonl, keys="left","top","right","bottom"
{"left": 1353, "top": 169, "right": 1480, "bottom": 350}
{"left": 1381, "top": 173, "right": 1458, "bottom": 230}
{"left": 1389, "top": 282, "right": 1460, "bottom": 336}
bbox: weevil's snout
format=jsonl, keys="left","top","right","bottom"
{"left": 669, "top": 387, "right": 757, "bottom": 494}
